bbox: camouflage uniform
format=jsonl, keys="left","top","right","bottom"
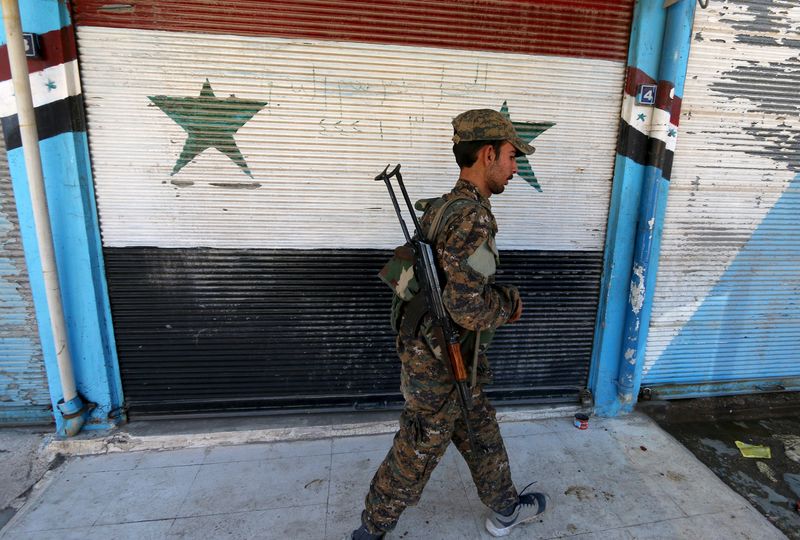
{"left": 362, "top": 179, "right": 522, "bottom": 534}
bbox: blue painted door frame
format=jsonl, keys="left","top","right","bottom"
{"left": 0, "top": 0, "right": 124, "bottom": 432}
{"left": 589, "top": 0, "right": 697, "bottom": 416}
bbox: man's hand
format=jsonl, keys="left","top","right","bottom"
{"left": 508, "top": 298, "right": 523, "bottom": 324}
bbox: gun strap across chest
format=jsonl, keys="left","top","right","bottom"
{"left": 400, "top": 196, "right": 480, "bottom": 336}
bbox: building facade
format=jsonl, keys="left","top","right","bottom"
{"left": 0, "top": 0, "right": 797, "bottom": 431}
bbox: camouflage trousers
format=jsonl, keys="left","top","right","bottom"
{"left": 361, "top": 333, "right": 517, "bottom": 534}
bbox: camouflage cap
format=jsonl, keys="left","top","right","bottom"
{"left": 451, "top": 109, "right": 535, "bottom": 155}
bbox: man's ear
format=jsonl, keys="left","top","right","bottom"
{"left": 482, "top": 143, "right": 496, "bottom": 164}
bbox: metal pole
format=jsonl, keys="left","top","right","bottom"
{"left": 2, "top": 0, "right": 79, "bottom": 406}
{"left": 616, "top": 0, "right": 697, "bottom": 406}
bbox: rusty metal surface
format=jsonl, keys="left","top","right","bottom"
{"left": 72, "top": 0, "right": 634, "bottom": 61}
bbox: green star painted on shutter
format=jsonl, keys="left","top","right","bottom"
{"left": 500, "top": 101, "right": 554, "bottom": 192}
{"left": 149, "top": 79, "right": 267, "bottom": 178}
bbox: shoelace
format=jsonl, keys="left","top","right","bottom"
{"left": 516, "top": 481, "right": 539, "bottom": 508}
{"left": 498, "top": 481, "right": 539, "bottom": 518}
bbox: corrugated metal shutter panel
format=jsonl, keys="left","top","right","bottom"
{"left": 74, "top": 0, "right": 632, "bottom": 414}
{"left": 73, "top": 28, "right": 623, "bottom": 252}
{"left": 0, "top": 142, "right": 51, "bottom": 422}
{"left": 105, "top": 249, "right": 601, "bottom": 413}
{"left": 643, "top": 0, "right": 800, "bottom": 393}
{"left": 72, "top": 0, "right": 633, "bottom": 62}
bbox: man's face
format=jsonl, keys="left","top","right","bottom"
{"left": 486, "top": 141, "right": 518, "bottom": 195}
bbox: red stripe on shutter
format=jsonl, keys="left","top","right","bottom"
{"left": 72, "top": 0, "right": 633, "bottom": 62}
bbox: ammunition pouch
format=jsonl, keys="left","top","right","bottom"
{"left": 382, "top": 194, "right": 486, "bottom": 338}
{"left": 391, "top": 292, "right": 428, "bottom": 335}
{"left": 379, "top": 244, "right": 419, "bottom": 302}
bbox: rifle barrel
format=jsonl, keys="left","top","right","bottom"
{"left": 379, "top": 174, "right": 412, "bottom": 244}
{"left": 393, "top": 169, "right": 425, "bottom": 239}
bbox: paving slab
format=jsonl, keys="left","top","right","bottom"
{"left": 0, "top": 428, "right": 53, "bottom": 529}
{"left": 0, "top": 411, "right": 787, "bottom": 540}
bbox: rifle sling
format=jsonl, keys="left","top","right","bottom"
{"left": 399, "top": 196, "right": 479, "bottom": 337}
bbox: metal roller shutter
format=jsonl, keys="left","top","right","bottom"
{"left": 72, "top": 0, "right": 633, "bottom": 414}
{"left": 643, "top": 0, "right": 800, "bottom": 397}
{"left": 0, "top": 142, "right": 51, "bottom": 422}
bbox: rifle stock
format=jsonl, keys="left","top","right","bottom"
{"left": 446, "top": 343, "right": 468, "bottom": 381}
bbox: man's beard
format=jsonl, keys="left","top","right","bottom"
{"left": 488, "top": 175, "right": 511, "bottom": 195}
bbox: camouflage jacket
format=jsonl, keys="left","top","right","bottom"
{"left": 418, "top": 179, "right": 520, "bottom": 338}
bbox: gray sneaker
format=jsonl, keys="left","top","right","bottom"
{"left": 347, "top": 524, "right": 385, "bottom": 540}
{"left": 485, "top": 483, "right": 551, "bottom": 537}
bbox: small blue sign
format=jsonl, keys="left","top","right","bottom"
{"left": 637, "top": 84, "right": 657, "bottom": 106}
{"left": 23, "top": 33, "right": 42, "bottom": 59}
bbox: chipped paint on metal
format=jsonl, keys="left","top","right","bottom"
{"left": 643, "top": 0, "right": 800, "bottom": 389}
{"left": 589, "top": 0, "right": 670, "bottom": 417}
{"left": 619, "top": 390, "right": 634, "bottom": 404}
{"left": 624, "top": 348, "right": 636, "bottom": 365}
{"left": 629, "top": 264, "right": 646, "bottom": 315}
{"left": 710, "top": 0, "right": 800, "bottom": 171}
{"left": 0, "top": 143, "right": 50, "bottom": 420}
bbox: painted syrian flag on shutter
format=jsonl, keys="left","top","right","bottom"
{"left": 72, "top": 0, "right": 633, "bottom": 414}
{"left": 0, "top": 26, "right": 84, "bottom": 150}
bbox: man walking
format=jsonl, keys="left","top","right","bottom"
{"left": 350, "top": 109, "right": 550, "bottom": 539}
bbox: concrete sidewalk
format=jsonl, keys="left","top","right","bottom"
{"left": 0, "top": 412, "right": 787, "bottom": 540}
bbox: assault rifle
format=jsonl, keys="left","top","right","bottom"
{"left": 375, "top": 163, "right": 478, "bottom": 453}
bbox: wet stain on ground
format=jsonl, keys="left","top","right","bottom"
{"left": 641, "top": 392, "right": 800, "bottom": 540}
{"left": 665, "top": 470, "right": 686, "bottom": 482}
{"left": 564, "top": 485, "right": 615, "bottom": 502}
{"left": 565, "top": 485, "right": 593, "bottom": 501}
